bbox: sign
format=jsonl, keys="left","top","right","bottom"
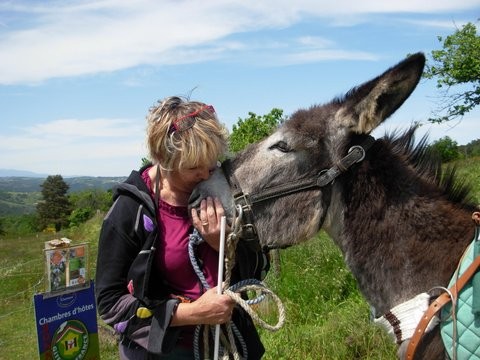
{"left": 34, "top": 280, "right": 100, "bottom": 360}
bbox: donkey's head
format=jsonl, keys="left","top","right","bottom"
{"left": 189, "top": 53, "right": 425, "bottom": 249}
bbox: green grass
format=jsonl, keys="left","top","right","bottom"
{"left": 0, "top": 235, "right": 45, "bottom": 360}
{"left": 0, "top": 157, "right": 478, "bottom": 359}
{"left": 0, "top": 213, "right": 116, "bottom": 360}
{"left": 451, "top": 156, "right": 480, "bottom": 204}
{"left": 258, "top": 236, "right": 396, "bottom": 359}
{"left": 0, "top": 216, "right": 396, "bottom": 359}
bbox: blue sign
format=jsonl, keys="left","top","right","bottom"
{"left": 34, "top": 280, "right": 99, "bottom": 360}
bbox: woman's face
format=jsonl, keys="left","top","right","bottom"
{"left": 168, "top": 161, "right": 218, "bottom": 194}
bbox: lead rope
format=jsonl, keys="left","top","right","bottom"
{"left": 189, "top": 205, "right": 286, "bottom": 359}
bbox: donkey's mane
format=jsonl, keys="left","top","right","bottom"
{"left": 382, "top": 126, "right": 475, "bottom": 208}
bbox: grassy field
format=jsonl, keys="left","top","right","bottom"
{"left": 0, "top": 215, "right": 396, "bottom": 360}
{"left": 0, "top": 157, "right": 478, "bottom": 359}
{"left": 453, "top": 156, "right": 480, "bottom": 203}
{"left": 257, "top": 237, "right": 397, "bottom": 359}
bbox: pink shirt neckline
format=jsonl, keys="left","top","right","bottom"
{"left": 141, "top": 167, "right": 218, "bottom": 300}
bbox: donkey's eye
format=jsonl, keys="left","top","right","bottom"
{"left": 269, "top": 141, "right": 291, "bottom": 153}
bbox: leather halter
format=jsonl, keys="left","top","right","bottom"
{"left": 222, "top": 135, "right": 376, "bottom": 250}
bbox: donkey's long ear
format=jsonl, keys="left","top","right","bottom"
{"left": 335, "top": 53, "right": 425, "bottom": 134}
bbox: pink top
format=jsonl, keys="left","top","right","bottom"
{"left": 141, "top": 168, "right": 218, "bottom": 301}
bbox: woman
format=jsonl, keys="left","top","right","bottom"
{"left": 95, "top": 96, "right": 267, "bottom": 359}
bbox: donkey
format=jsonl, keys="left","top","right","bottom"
{"left": 189, "top": 53, "right": 479, "bottom": 359}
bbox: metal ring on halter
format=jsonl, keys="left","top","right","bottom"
{"left": 234, "top": 204, "right": 244, "bottom": 232}
{"left": 428, "top": 286, "right": 456, "bottom": 316}
{"left": 428, "top": 285, "right": 458, "bottom": 359}
{"left": 236, "top": 204, "right": 243, "bottom": 218}
{"left": 428, "top": 286, "right": 454, "bottom": 299}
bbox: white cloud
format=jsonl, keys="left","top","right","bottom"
{"left": 0, "top": 0, "right": 478, "bottom": 84}
{"left": 297, "top": 36, "right": 334, "bottom": 48}
{"left": 26, "top": 118, "right": 142, "bottom": 138}
{"left": 401, "top": 19, "right": 471, "bottom": 30}
{"left": 0, "top": 117, "right": 146, "bottom": 176}
{"left": 294, "top": 0, "right": 479, "bottom": 14}
{"left": 280, "top": 49, "right": 379, "bottom": 65}
{"left": 277, "top": 37, "right": 379, "bottom": 65}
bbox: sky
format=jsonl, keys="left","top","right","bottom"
{"left": 0, "top": 1, "right": 479, "bottom": 177}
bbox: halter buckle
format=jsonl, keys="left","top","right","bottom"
{"left": 233, "top": 191, "right": 261, "bottom": 250}
{"left": 347, "top": 145, "right": 366, "bottom": 163}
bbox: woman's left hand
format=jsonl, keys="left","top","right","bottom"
{"left": 191, "top": 197, "right": 227, "bottom": 251}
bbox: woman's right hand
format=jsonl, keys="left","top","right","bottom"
{"left": 171, "top": 287, "right": 235, "bottom": 326}
{"left": 191, "top": 197, "right": 230, "bottom": 251}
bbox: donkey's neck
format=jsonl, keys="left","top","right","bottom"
{"left": 324, "top": 171, "right": 475, "bottom": 315}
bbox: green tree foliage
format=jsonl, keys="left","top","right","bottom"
{"left": 459, "top": 138, "right": 480, "bottom": 157}
{"left": 68, "top": 189, "right": 112, "bottom": 227}
{"left": 37, "top": 175, "right": 72, "bottom": 231}
{"left": 2, "top": 214, "right": 40, "bottom": 236}
{"left": 0, "top": 217, "right": 5, "bottom": 236}
{"left": 424, "top": 22, "right": 480, "bottom": 123}
{"left": 229, "top": 108, "right": 285, "bottom": 153}
{"left": 68, "top": 208, "right": 94, "bottom": 227}
{"left": 430, "top": 136, "right": 460, "bottom": 163}
{"left": 69, "top": 189, "right": 112, "bottom": 212}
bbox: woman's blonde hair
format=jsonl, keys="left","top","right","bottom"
{"left": 146, "top": 96, "right": 228, "bottom": 171}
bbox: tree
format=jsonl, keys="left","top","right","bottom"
{"left": 141, "top": 157, "right": 150, "bottom": 167}
{"left": 69, "top": 189, "right": 112, "bottom": 212}
{"left": 465, "top": 139, "right": 480, "bottom": 157}
{"left": 68, "top": 208, "right": 94, "bottom": 227}
{"left": 37, "top": 175, "right": 72, "bottom": 231}
{"left": 0, "top": 217, "right": 5, "bottom": 236}
{"left": 68, "top": 189, "right": 112, "bottom": 227}
{"left": 430, "top": 136, "right": 460, "bottom": 163}
{"left": 229, "top": 108, "right": 285, "bottom": 153}
{"left": 423, "top": 22, "right": 480, "bottom": 123}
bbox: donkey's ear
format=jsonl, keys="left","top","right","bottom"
{"left": 335, "top": 53, "right": 425, "bottom": 134}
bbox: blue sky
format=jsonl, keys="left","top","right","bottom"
{"left": 0, "top": 1, "right": 479, "bottom": 177}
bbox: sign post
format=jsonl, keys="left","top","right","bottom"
{"left": 34, "top": 238, "right": 99, "bottom": 360}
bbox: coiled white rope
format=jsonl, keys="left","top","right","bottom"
{"left": 188, "top": 205, "right": 286, "bottom": 360}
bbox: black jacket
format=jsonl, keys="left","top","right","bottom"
{"left": 95, "top": 164, "right": 268, "bottom": 357}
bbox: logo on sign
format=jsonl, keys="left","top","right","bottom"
{"left": 51, "top": 320, "right": 89, "bottom": 360}
{"left": 56, "top": 293, "right": 77, "bottom": 308}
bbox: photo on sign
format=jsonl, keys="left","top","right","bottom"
{"left": 68, "top": 245, "right": 87, "bottom": 287}
{"left": 45, "top": 244, "right": 88, "bottom": 292}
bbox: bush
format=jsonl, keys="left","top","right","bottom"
{"left": 430, "top": 136, "right": 460, "bottom": 162}
{"left": 69, "top": 208, "right": 94, "bottom": 227}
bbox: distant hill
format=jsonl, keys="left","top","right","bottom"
{"left": 0, "top": 176, "right": 127, "bottom": 193}
{"left": 65, "top": 176, "right": 127, "bottom": 192}
{"left": 0, "top": 175, "right": 127, "bottom": 216}
{"left": 0, "top": 177, "right": 45, "bottom": 192}
{"left": 0, "top": 169, "right": 49, "bottom": 177}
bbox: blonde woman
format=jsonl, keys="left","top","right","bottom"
{"left": 96, "top": 97, "right": 267, "bottom": 359}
